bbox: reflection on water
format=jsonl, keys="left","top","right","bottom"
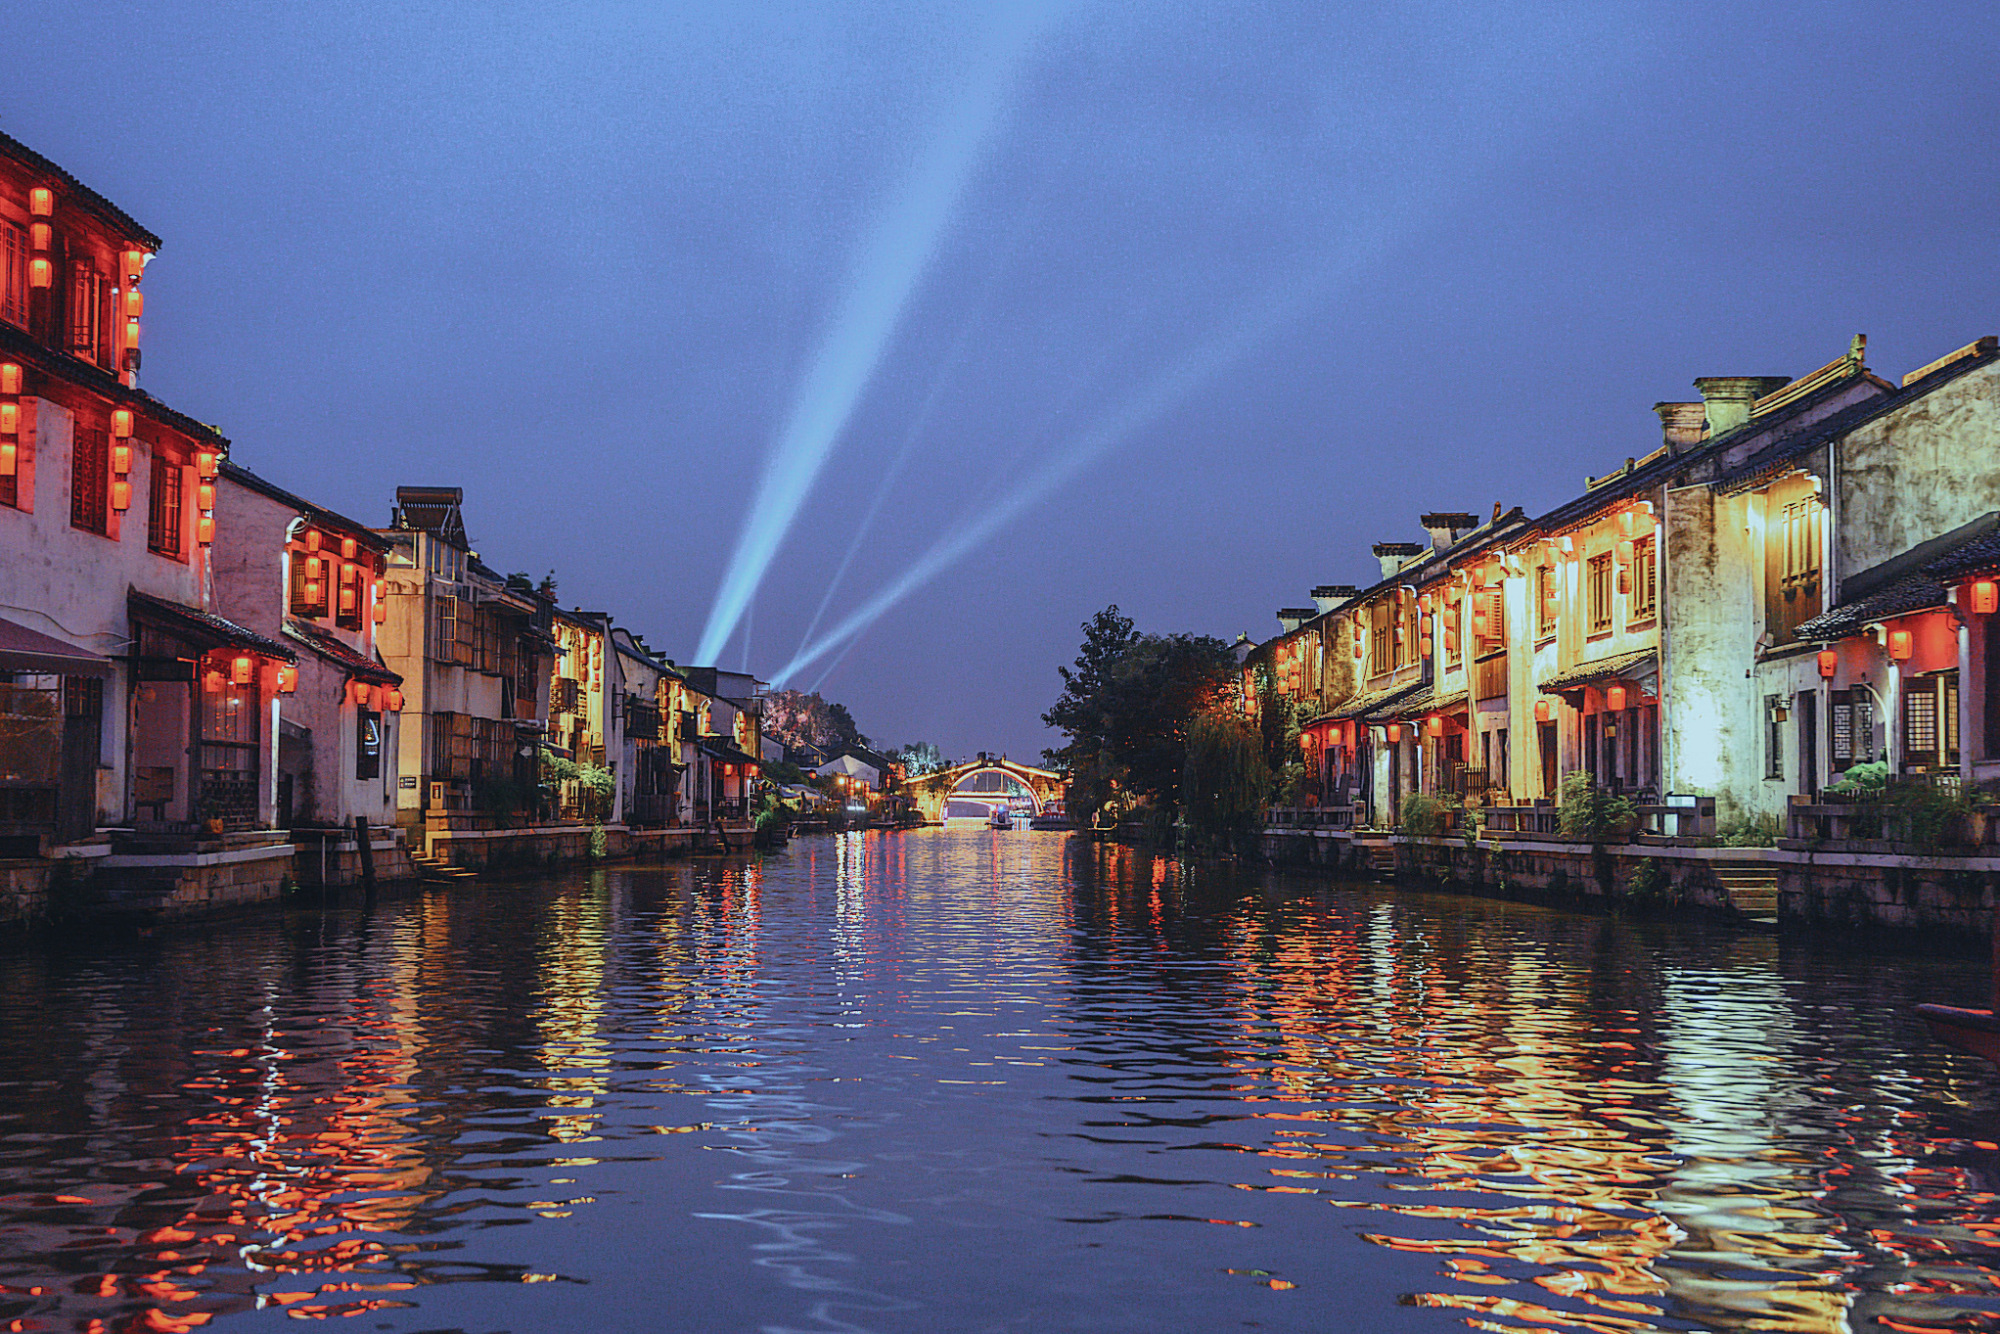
{"left": 1, "top": 832, "right": 1998, "bottom": 1332}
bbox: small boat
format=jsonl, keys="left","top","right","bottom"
{"left": 1027, "top": 812, "right": 1074, "bottom": 830}
{"left": 1918, "top": 1004, "right": 2000, "bottom": 1069}
{"left": 988, "top": 809, "right": 1014, "bottom": 830}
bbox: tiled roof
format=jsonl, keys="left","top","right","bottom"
{"left": 0, "top": 322, "right": 228, "bottom": 448}
{"left": 282, "top": 621, "right": 400, "bottom": 684}
{"left": 1794, "top": 511, "right": 2000, "bottom": 640}
{"left": 1332, "top": 678, "right": 1429, "bottom": 720}
{"left": 1537, "top": 649, "right": 1655, "bottom": 694}
{"left": 222, "top": 463, "right": 389, "bottom": 549}
{"left": 129, "top": 590, "right": 295, "bottom": 661}
{"left": 0, "top": 130, "right": 162, "bottom": 249}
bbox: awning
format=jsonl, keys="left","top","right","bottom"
{"left": 1538, "top": 649, "right": 1656, "bottom": 696}
{"left": 283, "top": 620, "right": 401, "bottom": 685}
{"left": 697, "top": 740, "right": 760, "bottom": 767}
{"left": 129, "top": 590, "right": 295, "bottom": 661}
{"left": 0, "top": 615, "right": 114, "bottom": 677}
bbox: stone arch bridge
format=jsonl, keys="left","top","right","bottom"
{"left": 909, "top": 758, "right": 1065, "bottom": 823}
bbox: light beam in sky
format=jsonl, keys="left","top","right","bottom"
{"left": 696, "top": 3, "right": 1055, "bottom": 667}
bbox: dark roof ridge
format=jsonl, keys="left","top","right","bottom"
{"left": 1845, "top": 511, "right": 2000, "bottom": 603}
{"left": 220, "top": 461, "right": 389, "bottom": 549}
{"left": 0, "top": 130, "right": 161, "bottom": 250}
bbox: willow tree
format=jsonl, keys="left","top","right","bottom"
{"left": 1181, "top": 709, "right": 1271, "bottom": 856}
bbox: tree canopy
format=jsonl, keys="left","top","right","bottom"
{"left": 1042, "top": 605, "right": 1236, "bottom": 824}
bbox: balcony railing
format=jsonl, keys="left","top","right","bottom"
{"left": 1267, "top": 804, "right": 1363, "bottom": 831}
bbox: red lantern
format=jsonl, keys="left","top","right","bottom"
{"left": 1419, "top": 635, "right": 1433, "bottom": 658}
{"left": 386, "top": 687, "right": 403, "bottom": 712}
{"left": 125, "top": 317, "right": 141, "bottom": 347}
{"left": 305, "top": 529, "right": 321, "bottom": 552}
{"left": 123, "top": 249, "right": 146, "bottom": 282}
{"left": 196, "top": 481, "right": 215, "bottom": 511}
{"left": 341, "top": 535, "right": 357, "bottom": 560}
{"left": 1618, "top": 568, "right": 1632, "bottom": 595}
{"left": 125, "top": 289, "right": 143, "bottom": 317}
{"left": 304, "top": 579, "right": 321, "bottom": 605}
{"left": 203, "top": 669, "right": 224, "bottom": 694}
{"left": 350, "top": 679, "right": 372, "bottom": 706}
{"left": 1606, "top": 684, "right": 1627, "bottom": 712}
{"left": 0, "top": 363, "right": 19, "bottom": 395}
{"left": 1888, "top": 629, "right": 1913, "bottom": 661}
{"left": 27, "top": 259, "right": 51, "bottom": 289}
{"left": 0, "top": 403, "right": 16, "bottom": 436}
{"left": 0, "top": 443, "right": 14, "bottom": 478}
{"left": 111, "top": 443, "right": 131, "bottom": 475}
{"left": 373, "top": 598, "right": 387, "bottom": 625}
{"left": 111, "top": 480, "right": 130, "bottom": 512}
{"left": 305, "top": 555, "right": 322, "bottom": 580}
{"left": 1817, "top": 649, "right": 1838, "bottom": 679}
{"left": 1387, "top": 723, "right": 1402, "bottom": 743}
{"left": 1973, "top": 580, "right": 1999, "bottom": 616}
{"left": 1426, "top": 716, "right": 1444, "bottom": 737}
{"left": 111, "top": 408, "right": 133, "bottom": 438}
{"left": 277, "top": 664, "right": 298, "bottom": 694}
{"left": 1534, "top": 699, "right": 1551, "bottom": 723}
{"left": 196, "top": 450, "right": 218, "bottom": 479}
{"left": 231, "top": 655, "right": 253, "bottom": 686}
{"left": 340, "top": 584, "right": 357, "bottom": 615}
{"left": 196, "top": 515, "right": 215, "bottom": 545}
{"left": 28, "top": 187, "right": 51, "bottom": 216}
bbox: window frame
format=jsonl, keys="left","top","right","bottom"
{"left": 147, "top": 448, "right": 184, "bottom": 559}
{"left": 1629, "top": 535, "right": 1657, "bottom": 623}
{"left": 1587, "top": 552, "right": 1613, "bottom": 636}
{"left": 70, "top": 425, "right": 109, "bottom": 535}
{"left": 0, "top": 219, "right": 25, "bottom": 328}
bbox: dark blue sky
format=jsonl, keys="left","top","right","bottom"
{"left": 16, "top": 1, "right": 1999, "bottom": 760}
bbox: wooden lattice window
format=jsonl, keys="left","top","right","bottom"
{"left": 1368, "top": 601, "right": 1390, "bottom": 674}
{"left": 434, "top": 594, "right": 458, "bottom": 663}
{"left": 0, "top": 220, "right": 25, "bottom": 327}
{"left": 68, "top": 262, "right": 103, "bottom": 362}
{"left": 1536, "top": 565, "right": 1558, "bottom": 641}
{"left": 1587, "top": 553, "right": 1613, "bottom": 635}
{"left": 148, "top": 451, "right": 183, "bottom": 557}
{"left": 1630, "top": 536, "right": 1657, "bottom": 622}
{"left": 289, "top": 551, "right": 331, "bottom": 618}
{"left": 70, "top": 426, "right": 108, "bottom": 535}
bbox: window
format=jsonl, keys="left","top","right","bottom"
{"left": 289, "top": 551, "right": 330, "bottom": 618}
{"left": 1475, "top": 591, "right": 1504, "bottom": 654}
{"left": 1630, "top": 536, "right": 1657, "bottom": 621}
{"left": 1369, "top": 601, "right": 1390, "bottom": 674}
{"left": 1587, "top": 553, "right": 1613, "bottom": 635}
{"left": 0, "top": 220, "right": 25, "bottom": 327}
{"left": 335, "top": 566, "right": 363, "bottom": 631}
{"left": 435, "top": 594, "right": 458, "bottom": 662}
{"left": 147, "top": 451, "right": 183, "bottom": 557}
{"left": 68, "top": 263, "right": 103, "bottom": 363}
{"left": 70, "top": 426, "right": 108, "bottom": 534}
{"left": 1767, "top": 493, "right": 1824, "bottom": 642}
{"left": 1832, "top": 690, "right": 1876, "bottom": 770}
{"left": 1536, "top": 564, "right": 1558, "bottom": 641}
{"left": 201, "top": 678, "right": 260, "bottom": 828}
{"left": 1766, "top": 694, "right": 1784, "bottom": 780}
{"left": 1444, "top": 595, "right": 1462, "bottom": 668}
{"left": 1902, "top": 671, "right": 1959, "bottom": 772}
{"left": 356, "top": 709, "right": 382, "bottom": 780}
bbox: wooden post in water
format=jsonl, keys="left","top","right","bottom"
{"left": 355, "top": 815, "right": 378, "bottom": 905}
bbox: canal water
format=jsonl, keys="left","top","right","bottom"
{"left": 3, "top": 831, "right": 1999, "bottom": 1334}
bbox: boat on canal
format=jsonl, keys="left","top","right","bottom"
{"left": 988, "top": 808, "right": 1014, "bottom": 830}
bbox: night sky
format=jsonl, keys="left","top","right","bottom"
{"left": 16, "top": 2, "right": 1999, "bottom": 761}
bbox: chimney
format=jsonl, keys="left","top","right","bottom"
{"left": 1276, "top": 607, "right": 1316, "bottom": 634}
{"left": 1419, "top": 512, "right": 1479, "bottom": 551}
{"left": 1653, "top": 402, "right": 1707, "bottom": 452}
{"left": 1311, "top": 584, "right": 1358, "bottom": 615}
{"left": 1693, "top": 375, "right": 1793, "bottom": 438}
{"left": 1373, "top": 542, "right": 1423, "bottom": 581}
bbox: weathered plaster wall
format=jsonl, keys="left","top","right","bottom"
{"left": 1839, "top": 359, "right": 2000, "bottom": 581}
{"left": 1663, "top": 484, "right": 1761, "bottom": 818}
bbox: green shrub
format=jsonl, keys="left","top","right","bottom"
{"left": 1557, "top": 772, "right": 1635, "bottom": 841}
{"left": 1716, "top": 812, "right": 1781, "bottom": 847}
{"left": 1622, "top": 856, "right": 1677, "bottom": 909}
{"left": 1826, "top": 760, "right": 1888, "bottom": 796}
{"left": 1398, "top": 791, "right": 1459, "bottom": 839}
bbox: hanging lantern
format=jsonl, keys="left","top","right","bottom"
{"left": 1419, "top": 634, "right": 1433, "bottom": 658}
{"left": 28, "top": 187, "right": 52, "bottom": 217}
{"left": 1972, "top": 580, "right": 1999, "bottom": 616}
{"left": 304, "top": 579, "right": 322, "bottom": 605}
{"left": 373, "top": 597, "right": 387, "bottom": 624}
{"left": 111, "top": 443, "right": 132, "bottom": 475}
{"left": 305, "top": 529, "right": 322, "bottom": 552}
{"left": 276, "top": 664, "right": 298, "bottom": 694}
{"left": 1888, "top": 629, "right": 1913, "bottom": 661}
{"left": 125, "top": 289, "right": 143, "bottom": 317}
{"left": 1534, "top": 698, "right": 1551, "bottom": 723}
{"left": 1606, "top": 683, "right": 1627, "bottom": 711}
{"left": 1353, "top": 634, "right": 1364, "bottom": 660}
{"left": 350, "top": 679, "right": 372, "bottom": 706}
{"left": 1617, "top": 539, "right": 1634, "bottom": 563}
{"left": 28, "top": 257, "right": 51, "bottom": 288}
{"left": 125, "top": 317, "right": 140, "bottom": 347}
{"left": 1817, "top": 649, "right": 1838, "bottom": 679}
{"left": 29, "top": 223, "right": 51, "bottom": 252}
{"left": 124, "top": 250, "right": 145, "bottom": 282}
{"left": 340, "top": 535, "right": 357, "bottom": 561}
{"left": 0, "top": 443, "right": 14, "bottom": 478}
{"left": 1618, "top": 568, "right": 1632, "bottom": 595}
{"left": 386, "top": 687, "right": 403, "bottom": 712}
{"left": 339, "top": 581, "right": 357, "bottom": 615}
{"left": 305, "top": 555, "right": 323, "bottom": 579}
{"left": 196, "top": 481, "right": 214, "bottom": 511}
{"left": 203, "top": 669, "right": 224, "bottom": 694}
{"left": 111, "top": 480, "right": 130, "bottom": 511}
{"left": 1426, "top": 716, "right": 1445, "bottom": 737}
{"left": 111, "top": 408, "right": 133, "bottom": 438}
{"left": 196, "top": 516, "right": 215, "bottom": 545}
{"left": 196, "top": 450, "right": 218, "bottom": 479}
{"left": 0, "top": 363, "right": 18, "bottom": 395}
{"left": 231, "top": 655, "right": 253, "bottom": 686}
{"left": 0, "top": 403, "right": 16, "bottom": 436}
